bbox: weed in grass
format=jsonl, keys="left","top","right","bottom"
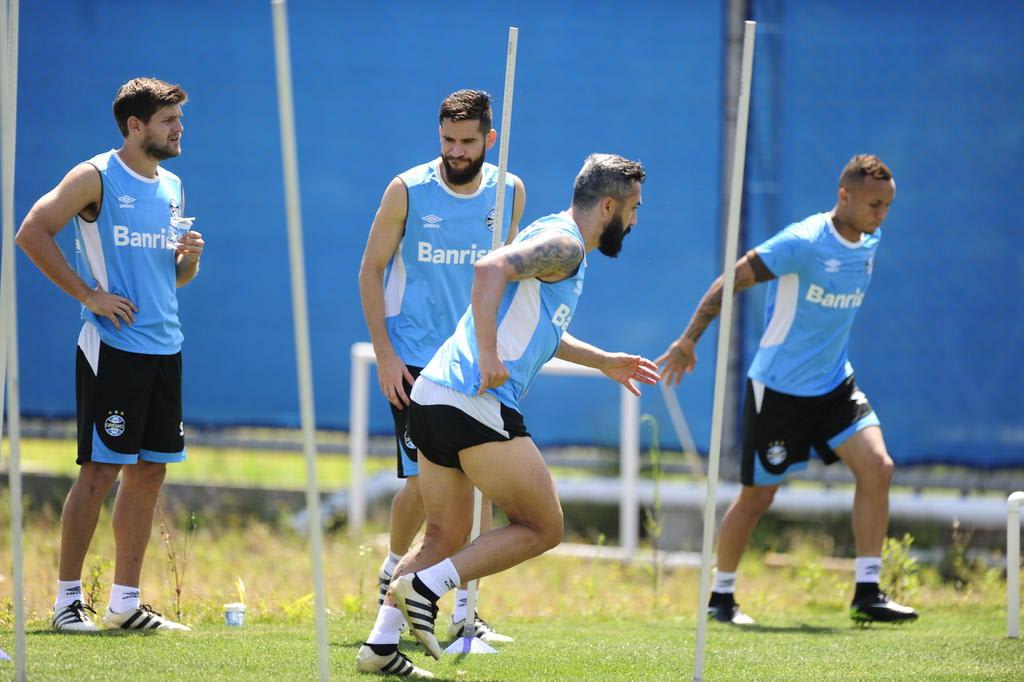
{"left": 234, "top": 576, "right": 246, "bottom": 606}
{"left": 940, "top": 518, "right": 999, "bottom": 593}
{"left": 881, "top": 532, "right": 920, "bottom": 603}
{"left": 640, "top": 415, "right": 665, "bottom": 608}
{"left": 582, "top": 532, "right": 606, "bottom": 615}
{"left": 83, "top": 553, "right": 112, "bottom": 608}
{"left": 158, "top": 507, "right": 196, "bottom": 622}
{"left": 283, "top": 593, "right": 315, "bottom": 623}
{"left": 357, "top": 544, "right": 370, "bottom": 616}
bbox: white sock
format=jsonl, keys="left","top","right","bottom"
{"left": 108, "top": 583, "right": 141, "bottom": 613}
{"left": 366, "top": 605, "right": 405, "bottom": 646}
{"left": 855, "top": 557, "right": 882, "bottom": 584}
{"left": 452, "top": 588, "right": 470, "bottom": 623}
{"left": 380, "top": 549, "right": 403, "bottom": 577}
{"left": 55, "top": 579, "right": 84, "bottom": 609}
{"left": 416, "top": 558, "right": 460, "bottom": 599}
{"left": 713, "top": 570, "right": 737, "bottom": 594}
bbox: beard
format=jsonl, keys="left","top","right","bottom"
{"left": 598, "top": 213, "right": 631, "bottom": 257}
{"left": 143, "top": 132, "right": 180, "bottom": 161}
{"left": 442, "top": 149, "right": 486, "bottom": 186}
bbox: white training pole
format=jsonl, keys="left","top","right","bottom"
{"left": 462, "top": 488, "right": 484, "bottom": 635}
{"left": 347, "top": 345, "right": 369, "bottom": 535}
{"left": 620, "top": 385, "right": 640, "bottom": 556}
{"left": 693, "top": 20, "right": 755, "bottom": 682}
{"left": 270, "top": 1, "right": 329, "bottom": 678}
{"left": 1, "top": 0, "right": 25, "bottom": 678}
{"left": 458, "top": 24, "right": 518, "bottom": 646}
{"left": 1008, "top": 491, "right": 1024, "bottom": 638}
{"left": 490, "top": 26, "right": 518, "bottom": 250}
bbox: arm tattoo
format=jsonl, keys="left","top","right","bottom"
{"left": 506, "top": 235, "right": 584, "bottom": 281}
{"left": 684, "top": 284, "right": 723, "bottom": 343}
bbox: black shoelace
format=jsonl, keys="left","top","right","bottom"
{"left": 68, "top": 600, "right": 97, "bottom": 619}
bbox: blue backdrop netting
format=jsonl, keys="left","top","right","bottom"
{"left": 5, "top": 1, "right": 1022, "bottom": 469}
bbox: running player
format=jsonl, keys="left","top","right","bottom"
{"left": 657, "top": 154, "right": 917, "bottom": 624}
{"left": 356, "top": 153, "right": 659, "bottom": 677}
{"left": 357, "top": 90, "right": 524, "bottom": 645}
{"left": 17, "top": 78, "right": 202, "bottom": 631}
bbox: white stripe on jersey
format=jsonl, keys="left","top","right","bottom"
{"left": 384, "top": 237, "right": 407, "bottom": 317}
{"left": 759, "top": 273, "right": 799, "bottom": 348}
{"left": 76, "top": 215, "right": 109, "bottom": 291}
{"left": 496, "top": 280, "right": 541, "bottom": 362}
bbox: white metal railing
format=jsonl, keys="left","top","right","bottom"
{"left": 347, "top": 341, "right": 642, "bottom": 555}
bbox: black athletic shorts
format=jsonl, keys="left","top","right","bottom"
{"left": 407, "top": 398, "right": 530, "bottom": 471}
{"left": 76, "top": 336, "right": 186, "bottom": 465}
{"left": 741, "top": 375, "right": 879, "bottom": 486}
{"left": 388, "top": 365, "right": 422, "bottom": 479}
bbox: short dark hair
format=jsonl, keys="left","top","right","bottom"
{"left": 438, "top": 90, "right": 492, "bottom": 133}
{"left": 839, "top": 154, "right": 893, "bottom": 188}
{"left": 572, "top": 154, "right": 646, "bottom": 209}
{"left": 113, "top": 77, "right": 188, "bottom": 137}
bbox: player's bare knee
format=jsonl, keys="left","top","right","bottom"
{"left": 859, "top": 451, "right": 893, "bottom": 490}
{"left": 124, "top": 461, "right": 167, "bottom": 492}
{"left": 423, "top": 521, "right": 466, "bottom": 557}
{"left": 738, "top": 486, "right": 776, "bottom": 517}
{"left": 78, "top": 462, "right": 121, "bottom": 494}
{"left": 537, "top": 509, "right": 564, "bottom": 552}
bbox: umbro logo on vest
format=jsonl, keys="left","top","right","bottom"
{"left": 421, "top": 215, "right": 442, "bottom": 229}
{"left": 824, "top": 258, "right": 841, "bottom": 273}
{"left": 118, "top": 195, "right": 136, "bottom": 209}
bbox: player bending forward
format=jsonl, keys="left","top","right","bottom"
{"left": 658, "top": 154, "right": 917, "bottom": 625}
{"left": 356, "top": 153, "right": 659, "bottom": 677}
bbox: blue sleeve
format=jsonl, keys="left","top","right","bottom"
{"left": 754, "top": 226, "right": 809, "bottom": 277}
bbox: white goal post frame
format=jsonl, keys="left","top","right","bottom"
{"left": 347, "top": 341, "right": 643, "bottom": 554}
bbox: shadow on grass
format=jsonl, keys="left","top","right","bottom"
{"left": 331, "top": 637, "right": 368, "bottom": 648}
{"left": 737, "top": 623, "right": 841, "bottom": 635}
{"left": 28, "top": 629, "right": 159, "bottom": 637}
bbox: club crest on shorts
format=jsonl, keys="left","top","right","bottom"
{"left": 403, "top": 427, "right": 416, "bottom": 451}
{"left": 485, "top": 208, "right": 496, "bottom": 232}
{"left": 765, "top": 440, "right": 787, "bottom": 466}
{"left": 104, "top": 411, "right": 126, "bottom": 437}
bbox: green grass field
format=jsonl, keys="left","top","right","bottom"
{"left": 2, "top": 439, "right": 1022, "bottom": 679}
{"left": 1, "top": 511, "right": 1021, "bottom": 681}
{"left": 2, "top": 606, "right": 1020, "bottom": 680}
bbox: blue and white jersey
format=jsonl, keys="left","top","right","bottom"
{"left": 422, "top": 212, "right": 586, "bottom": 411}
{"left": 74, "top": 150, "right": 184, "bottom": 355}
{"left": 384, "top": 159, "right": 518, "bottom": 367}
{"left": 748, "top": 212, "right": 880, "bottom": 396}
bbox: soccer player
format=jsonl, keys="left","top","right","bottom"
{"left": 16, "top": 78, "right": 203, "bottom": 631}
{"left": 357, "top": 90, "right": 525, "bottom": 645}
{"left": 356, "top": 153, "right": 659, "bottom": 677}
{"left": 657, "top": 154, "right": 917, "bottom": 624}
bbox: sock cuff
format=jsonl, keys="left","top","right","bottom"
{"left": 412, "top": 574, "right": 443, "bottom": 602}
{"left": 388, "top": 550, "right": 404, "bottom": 564}
{"left": 367, "top": 605, "right": 405, "bottom": 646}
{"left": 854, "top": 557, "right": 882, "bottom": 584}
{"left": 713, "top": 570, "right": 737, "bottom": 593}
